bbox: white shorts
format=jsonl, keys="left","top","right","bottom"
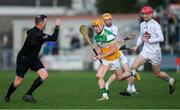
{"left": 120, "top": 52, "right": 128, "bottom": 64}
{"left": 102, "top": 59, "right": 121, "bottom": 70}
{"left": 140, "top": 50, "right": 161, "bottom": 65}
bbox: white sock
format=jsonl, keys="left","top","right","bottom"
{"left": 105, "top": 82, "right": 109, "bottom": 90}
{"left": 131, "top": 84, "right": 136, "bottom": 92}
{"left": 169, "top": 78, "right": 175, "bottom": 85}
{"left": 127, "top": 84, "right": 131, "bottom": 92}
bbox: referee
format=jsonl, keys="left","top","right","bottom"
{"left": 4, "top": 15, "right": 61, "bottom": 103}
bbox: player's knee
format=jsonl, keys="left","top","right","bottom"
{"left": 153, "top": 72, "right": 160, "bottom": 78}
{"left": 44, "top": 73, "right": 48, "bottom": 79}
{"left": 14, "top": 78, "right": 23, "bottom": 87}
{"left": 38, "top": 69, "right": 48, "bottom": 80}
{"left": 96, "top": 74, "right": 103, "bottom": 80}
{"left": 14, "top": 81, "right": 22, "bottom": 87}
{"left": 118, "top": 76, "right": 125, "bottom": 80}
{"left": 41, "top": 73, "right": 48, "bottom": 80}
{"left": 115, "top": 74, "right": 123, "bottom": 80}
{"left": 117, "top": 77, "right": 123, "bottom": 80}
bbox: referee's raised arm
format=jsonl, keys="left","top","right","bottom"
{"left": 42, "top": 18, "right": 61, "bottom": 41}
{"left": 33, "top": 17, "right": 61, "bottom": 42}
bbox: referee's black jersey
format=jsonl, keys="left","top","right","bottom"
{"left": 18, "top": 26, "right": 59, "bottom": 58}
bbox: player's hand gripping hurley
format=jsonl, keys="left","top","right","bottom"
{"left": 79, "top": 25, "right": 102, "bottom": 63}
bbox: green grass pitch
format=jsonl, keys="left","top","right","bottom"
{"left": 0, "top": 70, "right": 179, "bottom": 109}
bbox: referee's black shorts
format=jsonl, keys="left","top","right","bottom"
{"left": 16, "top": 54, "right": 45, "bottom": 78}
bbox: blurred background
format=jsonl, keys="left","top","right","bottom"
{"left": 0, "top": 0, "right": 180, "bottom": 71}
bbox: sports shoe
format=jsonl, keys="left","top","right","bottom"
{"left": 119, "top": 90, "right": 131, "bottom": 96}
{"left": 169, "top": 78, "right": 176, "bottom": 94}
{"left": 4, "top": 96, "right": 10, "bottom": 102}
{"left": 130, "top": 90, "right": 140, "bottom": 95}
{"left": 97, "top": 96, "right": 109, "bottom": 101}
{"left": 22, "top": 94, "right": 37, "bottom": 103}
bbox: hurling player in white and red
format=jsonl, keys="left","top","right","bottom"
{"left": 131, "top": 6, "right": 176, "bottom": 94}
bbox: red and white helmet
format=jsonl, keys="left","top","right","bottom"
{"left": 140, "top": 6, "right": 153, "bottom": 14}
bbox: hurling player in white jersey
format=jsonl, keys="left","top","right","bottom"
{"left": 102, "top": 13, "right": 139, "bottom": 96}
{"left": 131, "top": 6, "right": 176, "bottom": 94}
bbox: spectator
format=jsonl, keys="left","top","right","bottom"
{"left": 2, "top": 34, "right": 12, "bottom": 68}
{"left": 42, "top": 42, "right": 59, "bottom": 55}
{"left": 70, "top": 34, "right": 80, "bottom": 50}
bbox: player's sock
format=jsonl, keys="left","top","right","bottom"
{"left": 105, "top": 82, "right": 109, "bottom": 90}
{"left": 5, "top": 82, "right": 17, "bottom": 98}
{"left": 168, "top": 78, "right": 176, "bottom": 94}
{"left": 131, "top": 84, "right": 136, "bottom": 92}
{"left": 98, "top": 89, "right": 109, "bottom": 101}
{"left": 127, "top": 84, "right": 131, "bottom": 92}
{"left": 169, "top": 78, "right": 175, "bottom": 85}
{"left": 25, "top": 77, "right": 44, "bottom": 95}
{"left": 101, "top": 88, "right": 107, "bottom": 95}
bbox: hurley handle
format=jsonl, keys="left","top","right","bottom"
{"left": 93, "top": 48, "right": 102, "bottom": 63}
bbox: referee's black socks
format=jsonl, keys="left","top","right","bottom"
{"left": 5, "top": 82, "right": 17, "bottom": 98}
{"left": 25, "top": 77, "right": 44, "bottom": 95}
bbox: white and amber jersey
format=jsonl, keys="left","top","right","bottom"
{"left": 95, "top": 29, "right": 115, "bottom": 48}
{"left": 137, "top": 19, "right": 164, "bottom": 53}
